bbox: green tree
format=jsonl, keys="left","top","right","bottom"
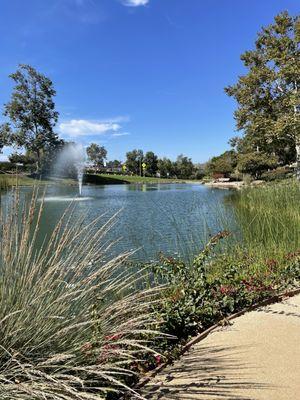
{"left": 87, "top": 143, "right": 107, "bottom": 169}
{"left": 237, "top": 152, "right": 278, "bottom": 178}
{"left": 126, "top": 149, "right": 143, "bottom": 175}
{"left": 1, "top": 64, "right": 60, "bottom": 173}
{"left": 225, "top": 12, "right": 300, "bottom": 176}
{"left": 143, "top": 151, "right": 158, "bottom": 176}
{"left": 0, "top": 123, "right": 12, "bottom": 153}
{"left": 175, "top": 154, "right": 194, "bottom": 179}
{"left": 206, "top": 150, "right": 237, "bottom": 177}
{"left": 107, "top": 160, "right": 122, "bottom": 170}
{"left": 193, "top": 163, "right": 206, "bottom": 180}
{"left": 8, "top": 152, "right": 35, "bottom": 165}
{"left": 157, "top": 158, "right": 175, "bottom": 178}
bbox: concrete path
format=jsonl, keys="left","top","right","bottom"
{"left": 140, "top": 294, "right": 300, "bottom": 400}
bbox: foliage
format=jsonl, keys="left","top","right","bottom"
{"left": 106, "top": 160, "right": 122, "bottom": 170}
{"left": 8, "top": 152, "right": 35, "bottom": 166}
{"left": 152, "top": 232, "right": 230, "bottom": 340}
{"left": 157, "top": 158, "right": 175, "bottom": 178}
{"left": 206, "top": 150, "right": 237, "bottom": 177}
{"left": 87, "top": 143, "right": 107, "bottom": 168}
{"left": 0, "top": 162, "right": 16, "bottom": 172}
{"left": 1, "top": 64, "right": 61, "bottom": 173}
{"left": 237, "top": 151, "right": 278, "bottom": 177}
{"left": 0, "top": 123, "right": 12, "bottom": 153}
{"left": 225, "top": 12, "right": 300, "bottom": 169}
{"left": 0, "top": 189, "right": 163, "bottom": 399}
{"left": 261, "top": 166, "right": 294, "bottom": 181}
{"left": 151, "top": 229, "right": 300, "bottom": 359}
{"left": 125, "top": 149, "right": 143, "bottom": 175}
{"left": 174, "top": 154, "right": 194, "bottom": 179}
{"left": 191, "top": 163, "right": 206, "bottom": 180}
{"left": 143, "top": 151, "right": 158, "bottom": 176}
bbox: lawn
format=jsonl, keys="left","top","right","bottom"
{"left": 85, "top": 173, "right": 195, "bottom": 185}
{"left": 0, "top": 173, "right": 77, "bottom": 189}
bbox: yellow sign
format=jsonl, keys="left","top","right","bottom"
{"left": 122, "top": 165, "right": 127, "bottom": 171}
{"left": 142, "top": 163, "right": 147, "bottom": 169}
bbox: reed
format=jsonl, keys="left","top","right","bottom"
{"left": 0, "top": 175, "right": 9, "bottom": 191}
{"left": 229, "top": 180, "right": 300, "bottom": 258}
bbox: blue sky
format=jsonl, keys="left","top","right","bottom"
{"left": 0, "top": 0, "right": 299, "bottom": 163}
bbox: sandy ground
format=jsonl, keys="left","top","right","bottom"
{"left": 204, "top": 180, "right": 265, "bottom": 189}
{"left": 139, "top": 294, "right": 300, "bottom": 400}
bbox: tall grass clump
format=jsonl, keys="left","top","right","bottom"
{"left": 0, "top": 175, "right": 9, "bottom": 191}
{"left": 228, "top": 180, "right": 300, "bottom": 258}
{"left": 0, "top": 188, "right": 162, "bottom": 399}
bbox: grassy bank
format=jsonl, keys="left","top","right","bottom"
{"left": 85, "top": 173, "right": 196, "bottom": 185}
{"left": 0, "top": 173, "right": 77, "bottom": 188}
{"left": 0, "top": 173, "right": 200, "bottom": 189}
{"left": 228, "top": 179, "right": 300, "bottom": 258}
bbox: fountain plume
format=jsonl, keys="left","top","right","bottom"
{"left": 54, "top": 143, "right": 86, "bottom": 196}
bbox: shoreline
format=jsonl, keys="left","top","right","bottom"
{"left": 205, "top": 180, "right": 264, "bottom": 189}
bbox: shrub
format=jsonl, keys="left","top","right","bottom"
{"left": 152, "top": 232, "right": 231, "bottom": 341}
{"left": 261, "top": 167, "right": 294, "bottom": 181}
{"left": 0, "top": 162, "right": 15, "bottom": 172}
{"left": 151, "top": 228, "right": 300, "bottom": 360}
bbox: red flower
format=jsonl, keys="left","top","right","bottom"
{"left": 155, "top": 354, "right": 162, "bottom": 365}
{"left": 104, "top": 333, "right": 122, "bottom": 341}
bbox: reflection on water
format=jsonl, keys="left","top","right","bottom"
{"left": 1, "top": 183, "right": 236, "bottom": 262}
{"left": 42, "top": 196, "right": 93, "bottom": 202}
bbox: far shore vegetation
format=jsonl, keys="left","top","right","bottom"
{"left": 0, "top": 10, "right": 299, "bottom": 400}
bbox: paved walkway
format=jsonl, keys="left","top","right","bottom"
{"left": 140, "top": 294, "right": 300, "bottom": 400}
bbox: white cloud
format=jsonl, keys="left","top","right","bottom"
{"left": 59, "top": 119, "right": 121, "bottom": 137}
{"left": 122, "top": 0, "right": 149, "bottom": 7}
{"left": 112, "top": 132, "right": 130, "bottom": 137}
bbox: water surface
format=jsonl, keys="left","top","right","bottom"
{"left": 1, "top": 183, "right": 235, "bottom": 262}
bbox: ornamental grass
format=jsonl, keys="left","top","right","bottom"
{"left": 0, "top": 188, "right": 163, "bottom": 399}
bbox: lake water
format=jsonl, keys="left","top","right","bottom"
{"left": 1, "top": 183, "right": 236, "bottom": 262}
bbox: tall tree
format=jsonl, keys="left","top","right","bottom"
{"left": 126, "top": 149, "right": 143, "bottom": 175}
{"left": 175, "top": 154, "right": 194, "bottom": 179}
{"left": 225, "top": 12, "right": 300, "bottom": 177}
{"left": 237, "top": 152, "right": 278, "bottom": 178}
{"left": 157, "top": 157, "right": 175, "bottom": 178}
{"left": 206, "top": 150, "right": 237, "bottom": 177}
{"left": 107, "top": 160, "right": 122, "bottom": 170}
{"left": 86, "top": 143, "right": 107, "bottom": 168}
{"left": 143, "top": 151, "right": 158, "bottom": 176}
{"left": 1, "top": 64, "right": 60, "bottom": 173}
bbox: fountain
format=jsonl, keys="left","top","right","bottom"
{"left": 52, "top": 143, "right": 88, "bottom": 199}
{"left": 75, "top": 156, "right": 85, "bottom": 196}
